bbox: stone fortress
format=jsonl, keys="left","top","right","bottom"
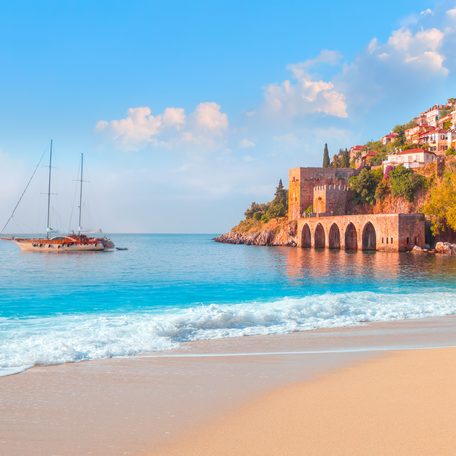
{"left": 288, "top": 167, "right": 426, "bottom": 252}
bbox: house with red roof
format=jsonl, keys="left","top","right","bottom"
{"left": 381, "top": 132, "right": 398, "bottom": 145}
{"left": 382, "top": 148, "right": 436, "bottom": 172}
{"left": 418, "top": 129, "right": 448, "bottom": 155}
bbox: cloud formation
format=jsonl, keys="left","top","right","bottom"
{"left": 97, "top": 102, "right": 228, "bottom": 151}
{"left": 261, "top": 50, "right": 347, "bottom": 119}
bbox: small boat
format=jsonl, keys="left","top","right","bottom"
{"left": 2, "top": 141, "right": 115, "bottom": 253}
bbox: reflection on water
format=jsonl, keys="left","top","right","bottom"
{"left": 0, "top": 234, "right": 456, "bottom": 319}
{"left": 2, "top": 234, "right": 456, "bottom": 374}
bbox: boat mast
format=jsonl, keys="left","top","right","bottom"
{"left": 78, "top": 153, "right": 84, "bottom": 234}
{"left": 46, "top": 140, "right": 53, "bottom": 239}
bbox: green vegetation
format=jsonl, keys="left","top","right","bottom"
{"left": 244, "top": 179, "right": 288, "bottom": 223}
{"left": 322, "top": 143, "right": 330, "bottom": 168}
{"left": 446, "top": 147, "right": 456, "bottom": 156}
{"left": 331, "top": 148, "right": 350, "bottom": 168}
{"left": 393, "top": 121, "right": 416, "bottom": 147}
{"left": 388, "top": 165, "right": 426, "bottom": 202}
{"left": 423, "top": 168, "right": 456, "bottom": 235}
{"left": 348, "top": 168, "right": 383, "bottom": 205}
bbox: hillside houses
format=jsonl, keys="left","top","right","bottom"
{"left": 345, "top": 98, "right": 456, "bottom": 174}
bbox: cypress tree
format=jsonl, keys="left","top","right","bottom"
{"left": 322, "top": 143, "right": 330, "bottom": 168}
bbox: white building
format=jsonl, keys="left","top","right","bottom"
{"left": 383, "top": 148, "right": 436, "bottom": 172}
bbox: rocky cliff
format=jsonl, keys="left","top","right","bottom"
{"left": 215, "top": 218, "right": 297, "bottom": 246}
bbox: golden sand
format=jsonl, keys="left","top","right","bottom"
{"left": 157, "top": 348, "right": 456, "bottom": 456}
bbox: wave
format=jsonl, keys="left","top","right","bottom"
{"left": 2, "top": 290, "right": 456, "bottom": 376}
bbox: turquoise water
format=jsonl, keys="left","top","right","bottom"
{"left": 1, "top": 234, "right": 456, "bottom": 375}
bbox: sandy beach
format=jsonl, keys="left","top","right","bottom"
{"left": 158, "top": 346, "right": 456, "bottom": 456}
{"left": 2, "top": 317, "right": 456, "bottom": 455}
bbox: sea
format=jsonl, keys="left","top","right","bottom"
{"left": 1, "top": 233, "right": 456, "bottom": 376}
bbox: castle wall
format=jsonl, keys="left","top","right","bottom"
{"left": 313, "top": 185, "right": 348, "bottom": 215}
{"left": 288, "top": 167, "right": 355, "bottom": 220}
{"left": 296, "top": 213, "right": 425, "bottom": 252}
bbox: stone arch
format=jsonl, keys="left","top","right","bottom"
{"left": 344, "top": 222, "right": 358, "bottom": 251}
{"left": 362, "top": 222, "right": 377, "bottom": 251}
{"left": 328, "top": 223, "right": 341, "bottom": 249}
{"left": 314, "top": 223, "right": 325, "bottom": 248}
{"left": 301, "top": 224, "right": 311, "bottom": 248}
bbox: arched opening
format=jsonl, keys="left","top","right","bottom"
{"left": 328, "top": 223, "right": 341, "bottom": 249}
{"left": 344, "top": 223, "right": 358, "bottom": 251}
{"left": 301, "top": 224, "right": 311, "bottom": 248}
{"left": 362, "top": 222, "right": 377, "bottom": 251}
{"left": 314, "top": 223, "right": 325, "bottom": 249}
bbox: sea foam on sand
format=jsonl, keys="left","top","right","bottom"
{"left": 2, "top": 290, "right": 456, "bottom": 375}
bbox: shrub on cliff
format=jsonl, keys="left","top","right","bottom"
{"left": 348, "top": 168, "right": 383, "bottom": 205}
{"left": 244, "top": 180, "right": 288, "bottom": 223}
{"left": 388, "top": 165, "right": 426, "bottom": 202}
{"left": 423, "top": 169, "right": 456, "bottom": 234}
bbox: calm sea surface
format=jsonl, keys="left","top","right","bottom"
{"left": 1, "top": 234, "right": 456, "bottom": 375}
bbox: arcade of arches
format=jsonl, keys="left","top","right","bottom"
{"left": 297, "top": 214, "right": 425, "bottom": 252}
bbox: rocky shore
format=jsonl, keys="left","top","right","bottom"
{"left": 214, "top": 218, "right": 297, "bottom": 246}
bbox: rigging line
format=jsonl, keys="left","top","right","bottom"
{"left": 0, "top": 147, "right": 48, "bottom": 235}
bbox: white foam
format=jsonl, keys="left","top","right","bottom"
{"left": 1, "top": 290, "right": 456, "bottom": 376}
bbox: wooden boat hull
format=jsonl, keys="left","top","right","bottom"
{"left": 13, "top": 235, "right": 115, "bottom": 253}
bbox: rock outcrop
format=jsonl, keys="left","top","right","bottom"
{"left": 215, "top": 218, "right": 297, "bottom": 246}
{"left": 435, "top": 241, "right": 456, "bottom": 255}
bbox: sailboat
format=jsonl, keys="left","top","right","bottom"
{"left": 5, "top": 140, "right": 115, "bottom": 253}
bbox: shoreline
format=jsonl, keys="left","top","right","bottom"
{"left": 2, "top": 316, "right": 456, "bottom": 455}
{"left": 156, "top": 346, "right": 456, "bottom": 456}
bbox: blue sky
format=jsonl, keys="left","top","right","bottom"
{"left": 1, "top": 0, "right": 456, "bottom": 233}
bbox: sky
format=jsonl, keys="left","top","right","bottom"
{"left": 1, "top": 0, "right": 456, "bottom": 233}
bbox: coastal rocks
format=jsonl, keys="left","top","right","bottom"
{"left": 435, "top": 242, "right": 456, "bottom": 255}
{"left": 215, "top": 219, "right": 297, "bottom": 247}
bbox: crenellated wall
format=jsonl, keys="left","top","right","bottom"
{"left": 288, "top": 167, "right": 355, "bottom": 221}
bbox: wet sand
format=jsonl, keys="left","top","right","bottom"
{"left": 2, "top": 316, "right": 456, "bottom": 455}
{"left": 158, "top": 347, "right": 456, "bottom": 456}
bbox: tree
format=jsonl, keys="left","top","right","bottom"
{"left": 388, "top": 165, "right": 426, "bottom": 202}
{"left": 343, "top": 148, "right": 350, "bottom": 167}
{"left": 322, "top": 143, "right": 330, "bottom": 168}
{"left": 243, "top": 180, "right": 288, "bottom": 223}
{"left": 423, "top": 170, "right": 456, "bottom": 234}
{"left": 348, "top": 168, "right": 383, "bottom": 205}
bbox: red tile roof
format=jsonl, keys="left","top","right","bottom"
{"left": 397, "top": 148, "right": 435, "bottom": 156}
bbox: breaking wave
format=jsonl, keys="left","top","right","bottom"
{"left": 2, "top": 290, "right": 456, "bottom": 376}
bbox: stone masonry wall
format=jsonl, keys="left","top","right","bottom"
{"left": 288, "top": 167, "right": 355, "bottom": 221}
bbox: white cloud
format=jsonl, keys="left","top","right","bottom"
{"left": 261, "top": 51, "right": 347, "bottom": 119}
{"left": 446, "top": 7, "right": 456, "bottom": 19}
{"left": 96, "top": 102, "right": 228, "bottom": 151}
{"left": 239, "top": 138, "right": 255, "bottom": 149}
{"left": 421, "top": 8, "right": 433, "bottom": 16}
{"left": 364, "top": 26, "right": 448, "bottom": 77}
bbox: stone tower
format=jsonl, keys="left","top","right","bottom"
{"left": 313, "top": 184, "right": 349, "bottom": 215}
{"left": 288, "top": 167, "right": 355, "bottom": 220}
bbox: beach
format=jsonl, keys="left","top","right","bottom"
{"left": 2, "top": 316, "right": 456, "bottom": 455}
{"left": 158, "top": 346, "right": 456, "bottom": 456}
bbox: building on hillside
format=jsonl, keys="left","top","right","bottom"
{"left": 452, "top": 110, "right": 456, "bottom": 128}
{"left": 382, "top": 148, "right": 436, "bottom": 172}
{"left": 405, "top": 124, "right": 430, "bottom": 144}
{"left": 418, "top": 129, "right": 448, "bottom": 154}
{"left": 381, "top": 132, "right": 398, "bottom": 145}
{"left": 288, "top": 167, "right": 355, "bottom": 220}
{"left": 438, "top": 113, "right": 452, "bottom": 129}
{"left": 422, "top": 104, "right": 445, "bottom": 127}
{"left": 447, "top": 128, "right": 456, "bottom": 150}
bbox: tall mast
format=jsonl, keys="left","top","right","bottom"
{"left": 46, "top": 139, "right": 53, "bottom": 239}
{"left": 78, "top": 153, "right": 84, "bottom": 234}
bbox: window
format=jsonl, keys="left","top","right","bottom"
{"left": 382, "top": 237, "right": 384, "bottom": 244}
{"left": 386, "top": 238, "right": 389, "bottom": 244}
{"left": 391, "top": 237, "right": 393, "bottom": 244}
{"left": 406, "top": 237, "right": 410, "bottom": 244}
